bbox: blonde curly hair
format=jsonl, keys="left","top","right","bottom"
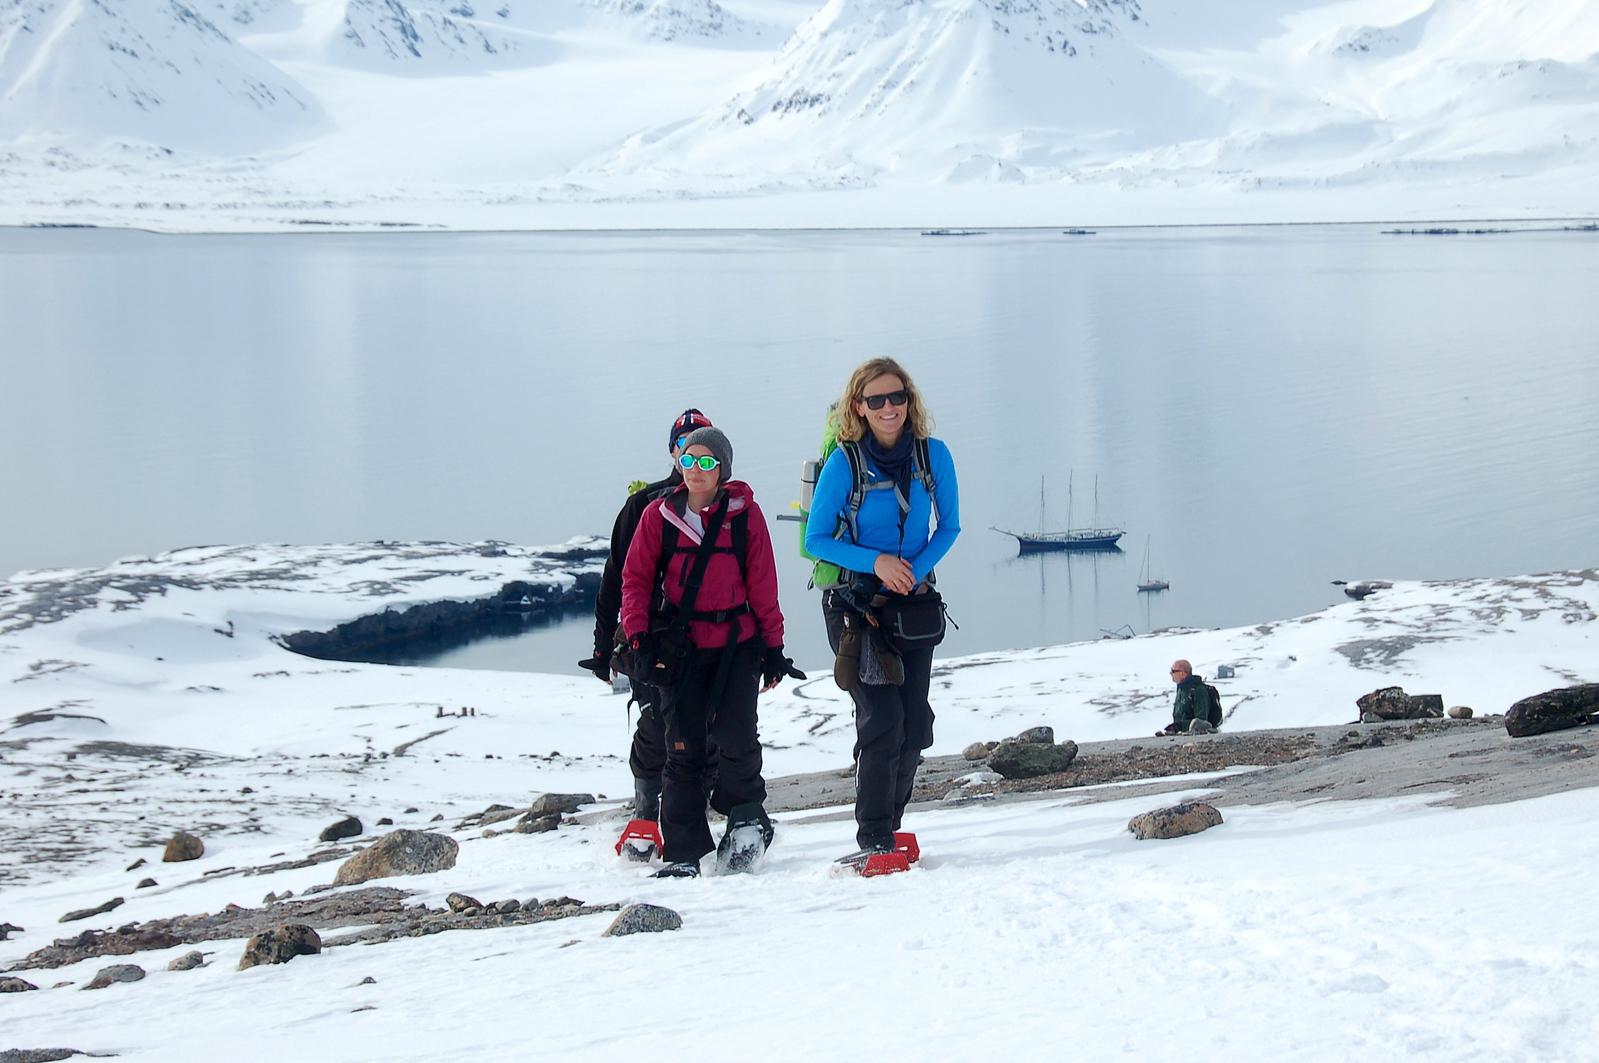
{"left": 832, "top": 357, "right": 934, "bottom": 443}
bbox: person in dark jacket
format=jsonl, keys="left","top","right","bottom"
{"left": 804, "top": 358, "right": 961, "bottom": 863}
{"left": 620, "top": 426, "right": 799, "bottom": 878}
{"left": 579, "top": 408, "right": 712, "bottom": 839}
{"left": 1162, "top": 659, "right": 1214, "bottom": 734}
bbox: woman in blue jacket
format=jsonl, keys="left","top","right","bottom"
{"left": 805, "top": 357, "right": 960, "bottom": 862}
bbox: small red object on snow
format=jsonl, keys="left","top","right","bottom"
{"left": 614, "top": 818, "right": 663, "bottom": 857}
{"left": 893, "top": 832, "right": 920, "bottom": 864}
{"left": 859, "top": 851, "right": 911, "bottom": 877}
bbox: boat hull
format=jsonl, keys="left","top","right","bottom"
{"left": 1014, "top": 533, "right": 1124, "bottom": 553}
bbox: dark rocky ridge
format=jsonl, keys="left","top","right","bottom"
{"left": 281, "top": 572, "right": 601, "bottom": 664}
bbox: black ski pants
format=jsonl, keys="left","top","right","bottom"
{"left": 627, "top": 686, "right": 666, "bottom": 821}
{"left": 629, "top": 684, "right": 720, "bottom": 822}
{"left": 658, "top": 640, "right": 766, "bottom": 864}
{"left": 824, "top": 595, "right": 936, "bottom": 850}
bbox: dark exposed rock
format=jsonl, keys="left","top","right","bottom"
{"left": 515, "top": 812, "right": 560, "bottom": 834}
{"left": 0, "top": 1051, "right": 84, "bottom": 1062}
{"left": 167, "top": 950, "right": 206, "bottom": 971}
{"left": 0, "top": 976, "right": 40, "bottom": 992}
{"left": 332, "top": 830, "right": 458, "bottom": 886}
{"left": 445, "top": 892, "right": 482, "bottom": 913}
{"left": 82, "top": 963, "right": 145, "bottom": 989}
{"left": 602, "top": 903, "right": 683, "bottom": 937}
{"left": 136, "top": 878, "right": 156, "bottom": 889}
{"left": 1011, "top": 726, "right": 1054, "bottom": 744}
{"left": 59, "top": 897, "right": 124, "bottom": 923}
{"left": 1355, "top": 687, "right": 1444, "bottom": 721}
{"left": 492, "top": 899, "right": 521, "bottom": 914}
{"left": 9, "top": 888, "right": 404, "bottom": 971}
{"left": 163, "top": 831, "right": 204, "bottom": 862}
{"left": 528, "top": 792, "right": 594, "bottom": 816}
{"left": 961, "top": 742, "right": 989, "bottom": 761}
{"left": 377, "top": 817, "right": 393, "bottom": 826}
{"left": 239, "top": 925, "right": 321, "bottom": 970}
{"left": 1129, "top": 802, "right": 1224, "bottom": 840}
{"left": 0, "top": 921, "right": 22, "bottom": 941}
{"left": 477, "top": 806, "right": 523, "bottom": 827}
{"left": 987, "top": 739, "right": 1078, "bottom": 779}
{"left": 319, "top": 816, "right": 363, "bottom": 842}
{"left": 1505, "top": 684, "right": 1599, "bottom": 738}
{"left": 126, "top": 858, "right": 147, "bottom": 872}
{"left": 1448, "top": 706, "right": 1474, "bottom": 719}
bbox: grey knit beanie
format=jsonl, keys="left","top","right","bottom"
{"left": 681, "top": 426, "right": 732, "bottom": 482}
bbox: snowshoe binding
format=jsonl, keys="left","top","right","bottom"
{"left": 615, "top": 819, "right": 664, "bottom": 863}
{"left": 715, "top": 802, "right": 775, "bottom": 875}
{"left": 652, "top": 860, "right": 700, "bottom": 879}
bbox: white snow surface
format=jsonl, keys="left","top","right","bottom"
{"left": 2, "top": 544, "right": 1597, "bottom": 1058}
{"left": 0, "top": 0, "right": 1596, "bottom": 229}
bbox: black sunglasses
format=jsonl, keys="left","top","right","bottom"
{"left": 862, "top": 389, "right": 909, "bottom": 410}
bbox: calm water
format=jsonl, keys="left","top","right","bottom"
{"left": 4, "top": 225, "right": 1598, "bottom": 673}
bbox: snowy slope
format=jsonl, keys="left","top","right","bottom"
{"left": 0, "top": 0, "right": 1596, "bottom": 227}
{"left": 0, "top": 0, "right": 326, "bottom": 150}
{"left": 599, "top": 0, "right": 1225, "bottom": 188}
{"left": 1, "top": 549, "right": 1597, "bottom": 1059}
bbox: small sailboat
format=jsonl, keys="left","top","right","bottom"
{"left": 992, "top": 473, "right": 1125, "bottom": 552}
{"left": 1136, "top": 535, "right": 1169, "bottom": 592}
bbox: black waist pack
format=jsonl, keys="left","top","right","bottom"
{"left": 877, "top": 588, "right": 947, "bottom": 655}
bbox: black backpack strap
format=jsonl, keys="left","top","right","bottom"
{"left": 835, "top": 441, "right": 868, "bottom": 544}
{"left": 668, "top": 496, "right": 731, "bottom": 627}
{"left": 731, "top": 507, "right": 749, "bottom": 586}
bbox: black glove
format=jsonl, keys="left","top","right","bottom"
{"left": 578, "top": 651, "right": 611, "bottom": 683}
{"left": 761, "top": 645, "right": 807, "bottom": 688}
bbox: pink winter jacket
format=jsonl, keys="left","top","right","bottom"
{"left": 619, "top": 480, "right": 785, "bottom": 651}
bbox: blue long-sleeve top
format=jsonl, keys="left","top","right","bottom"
{"left": 804, "top": 436, "right": 961, "bottom": 584}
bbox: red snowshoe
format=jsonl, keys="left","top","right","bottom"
{"left": 615, "top": 818, "right": 663, "bottom": 862}
{"left": 832, "top": 832, "right": 920, "bottom": 878}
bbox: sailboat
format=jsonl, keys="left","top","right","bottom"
{"left": 992, "top": 473, "right": 1125, "bottom": 552}
{"left": 1136, "top": 535, "right": 1169, "bottom": 592}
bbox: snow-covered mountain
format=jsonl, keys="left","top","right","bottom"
{"left": 0, "top": 0, "right": 1596, "bottom": 228}
{"left": 601, "top": 0, "right": 1224, "bottom": 186}
{"left": 0, "top": 0, "right": 325, "bottom": 151}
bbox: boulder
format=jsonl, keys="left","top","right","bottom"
{"left": 0, "top": 976, "right": 40, "bottom": 992}
{"left": 961, "top": 742, "right": 989, "bottom": 762}
{"left": 332, "top": 830, "right": 458, "bottom": 886}
{"left": 59, "top": 897, "right": 124, "bottom": 924}
{"left": 82, "top": 964, "right": 145, "bottom": 990}
{"left": 136, "top": 878, "right": 156, "bottom": 889}
{"left": 1355, "top": 687, "right": 1444, "bottom": 721}
{"left": 1010, "top": 726, "right": 1054, "bottom": 745}
{"left": 1505, "top": 684, "right": 1599, "bottom": 738}
{"left": 1129, "top": 802, "right": 1224, "bottom": 840}
{"left": 516, "top": 812, "right": 561, "bottom": 834}
{"left": 445, "top": 892, "right": 482, "bottom": 914}
{"left": 988, "top": 739, "right": 1078, "bottom": 779}
{"left": 167, "top": 951, "right": 206, "bottom": 971}
{"left": 602, "top": 903, "right": 683, "bottom": 938}
{"left": 1448, "top": 705, "right": 1474, "bottom": 720}
{"left": 238, "top": 925, "right": 321, "bottom": 970}
{"left": 319, "top": 816, "right": 363, "bottom": 843}
{"left": 163, "top": 832, "right": 204, "bottom": 863}
{"left": 528, "top": 793, "right": 594, "bottom": 817}
{"left": 125, "top": 858, "right": 147, "bottom": 872}
{"left": 0, "top": 921, "right": 23, "bottom": 941}
{"left": 493, "top": 899, "right": 522, "bottom": 914}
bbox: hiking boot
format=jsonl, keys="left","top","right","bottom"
{"left": 715, "top": 802, "right": 775, "bottom": 875}
{"left": 652, "top": 861, "right": 700, "bottom": 879}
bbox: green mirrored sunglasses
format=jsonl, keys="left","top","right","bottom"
{"left": 677, "top": 453, "right": 721, "bottom": 471}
